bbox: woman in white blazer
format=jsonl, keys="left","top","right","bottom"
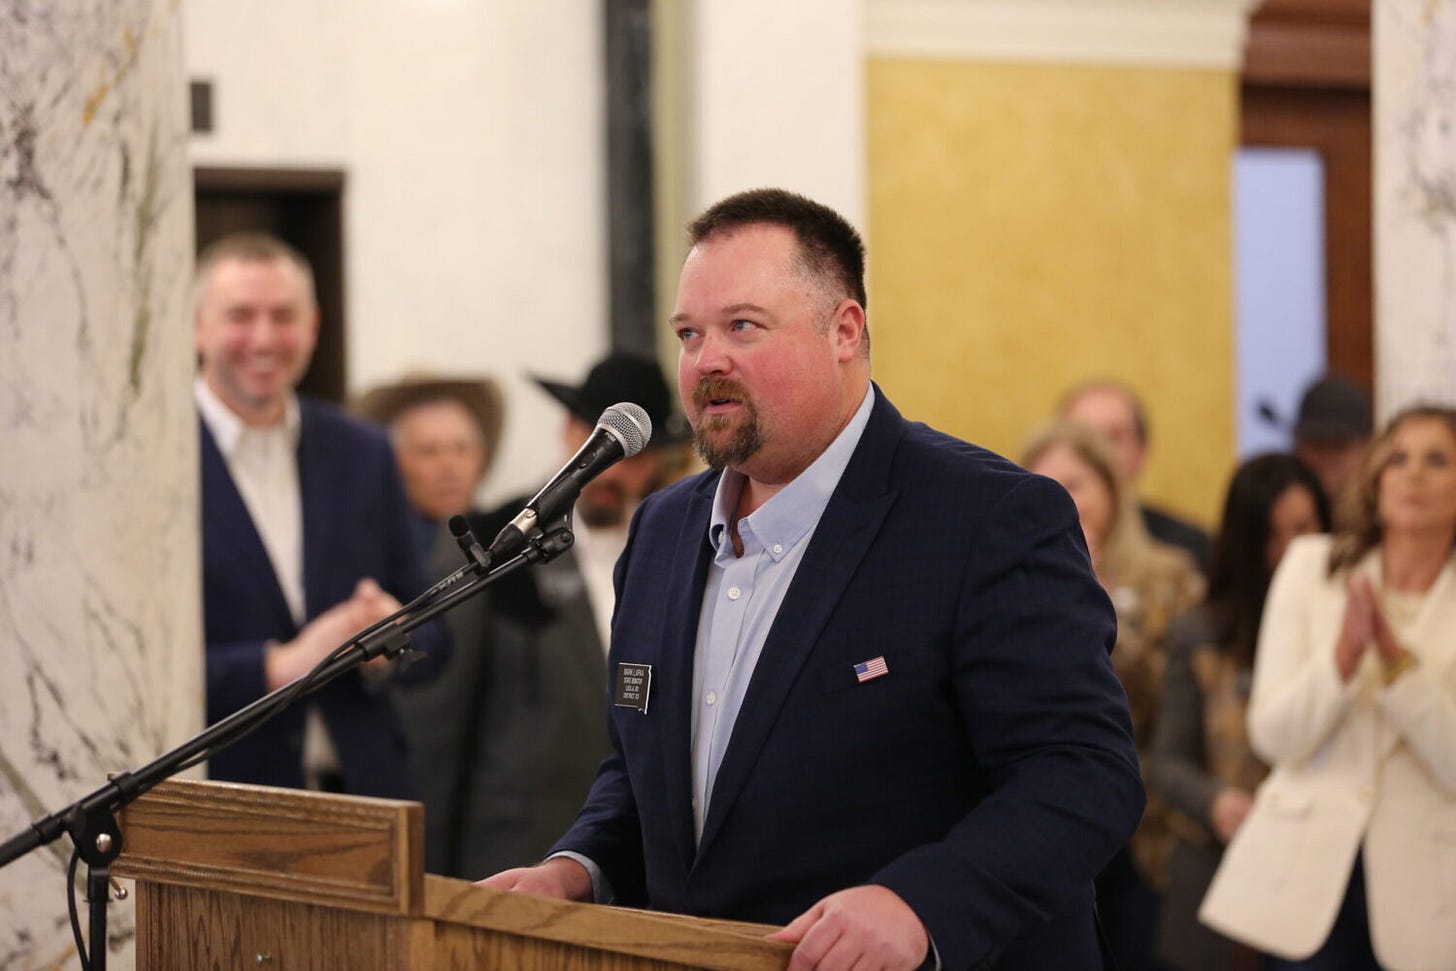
{"left": 1200, "top": 406, "right": 1456, "bottom": 971}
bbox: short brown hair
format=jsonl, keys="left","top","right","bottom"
{"left": 193, "top": 231, "right": 317, "bottom": 314}
{"left": 688, "top": 188, "right": 868, "bottom": 312}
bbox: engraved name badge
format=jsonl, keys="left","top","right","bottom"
{"left": 614, "top": 662, "right": 653, "bottom": 713}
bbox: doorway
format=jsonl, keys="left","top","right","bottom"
{"left": 194, "top": 167, "right": 348, "bottom": 403}
{"left": 1235, "top": 0, "right": 1370, "bottom": 451}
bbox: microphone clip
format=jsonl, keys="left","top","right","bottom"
{"left": 449, "top": 515, "right": 493, "bottom": 575}
{"left": 527, "top": 513, "right": 575, "bottom": 564}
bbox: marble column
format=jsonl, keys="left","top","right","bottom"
{"left": 0, "top": 2, "right": 199, "bottom": 968}
{"left": 1376, "top": 0, "right": 1456, "bottom": 413}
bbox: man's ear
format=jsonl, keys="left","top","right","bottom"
{"left": 831, "top": 299, "right": 867, "bottom": 363}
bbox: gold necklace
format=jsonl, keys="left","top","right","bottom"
{"left": 1380, "top": 583, "right": 1424, "bottom": 628}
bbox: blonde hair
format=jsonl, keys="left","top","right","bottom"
{"left": 1328, "top": 404, "right": 1456, "bottom": 574}
{"left": 1020, "top": 420, "right": 1191, "bottom": 586}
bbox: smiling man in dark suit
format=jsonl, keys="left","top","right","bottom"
{"left": 194, "top": 232, "right": 441, "bottom": 800}
{"left": 482, "top": 190, "right": 1143, "bottom": 970}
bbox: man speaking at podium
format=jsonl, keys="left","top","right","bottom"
{"left": 482, "top": 190, "right": 1143, "bottom": 970}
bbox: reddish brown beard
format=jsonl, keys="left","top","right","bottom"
{"left": 691, "top": 377, "right": 762, "bottom": 469}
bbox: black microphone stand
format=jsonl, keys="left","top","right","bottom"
{"left": 0, "top": 521, "right": 575, "bottom": 971}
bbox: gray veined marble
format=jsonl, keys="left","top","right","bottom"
{"left": 1377, "top": 0, "right": 1456, "bottom": 413}
{"left": 0, "top": 2, "right": 201, "bottom": 968}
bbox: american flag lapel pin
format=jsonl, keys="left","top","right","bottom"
{"left": 853, "top": 656, "right": 889, "bottom": 683}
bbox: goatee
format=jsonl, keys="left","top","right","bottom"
{"left": 694, "top": 414, "right": 763, "bottom": 469}
{"left": 692, "top": 377, "right": 762, "bottom": 469}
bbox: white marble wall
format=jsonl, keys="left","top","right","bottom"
{"left": 0, "top": 2, "right": 200, "bottom": 967}
{"left": 1376, "top": 0, "right": 1456, "bottom": 415}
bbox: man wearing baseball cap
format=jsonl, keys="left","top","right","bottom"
{"left": 1291, "top": 374, "right": 1373, "bottom": 508}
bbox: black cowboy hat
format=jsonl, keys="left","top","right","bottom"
{"left": 531, "top": 352, "right": 691, "bottom": 446}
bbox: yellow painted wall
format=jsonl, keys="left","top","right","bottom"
{"left": 867, "top": 59, "right": 1236, "bottom": 528}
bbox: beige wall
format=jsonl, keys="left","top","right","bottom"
{"left": 868, "top": 58, "right": 1237, "bottom": 526}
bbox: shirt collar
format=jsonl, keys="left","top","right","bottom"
{"left": 707, "top": 384, "right": 875, "bottom": 562}
{"left": 195, "top": 376, "right": 301, "bottom": 457}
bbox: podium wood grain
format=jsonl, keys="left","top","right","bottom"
{"left": 115, "top": 779, "right": 790, "bottom": 970}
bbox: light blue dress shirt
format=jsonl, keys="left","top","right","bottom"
{"left": 690, "top": 385, "right": 875, "bottom": 839}
{"left": 553, "top": 385, "right": 873, "bottom": 896}
{"left": 691, "top": 387, "right": 939, "bottom": 968}
{"left": 555, "top": 387, "right": 939, "bottom": 966}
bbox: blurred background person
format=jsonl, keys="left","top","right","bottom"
{"left": 355, "top": 374, "right": 505, "bottom": 872}
{"left": 1149, "top": 453, "right": 1330, "bottom": 971}
{"left": 1022, "top": 421, "right": 1204, "bottom": 971}
{"left": 195, "top": 231, "right": 444, "bottom": 801}
{"left": 511, "top": 351, "right": 694, "bottom": 647}
{"left": 1200, "top": 407, "right": 1456, "bottom": 971}
{"left": 1060, "top": 380, "right": 1213, "bottom": 575}
{"left": 406, "top": 351, "right": 687, "bottom": 877}
{"left": 1290, "top": 375, "right": 1374, "bottom": 513}
{"left": 357, "top": 375, "right": 504, "bottom": 557}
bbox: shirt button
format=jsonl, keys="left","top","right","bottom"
{"left": 706, "top": 691, "right": 718, "bottom": 705}
{"left": 1358, "top": 785, "right": 1374, "bottom": 803}
{"left": 772, "top": 544, "right": 783, "bottom": 554}
{"left": 727, "top": 586, "right": 741, "bottom": 601}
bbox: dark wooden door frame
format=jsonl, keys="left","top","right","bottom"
{"left": 1240, "top": 0, "right": 1372, "bottom": 394}
{"left": 193, "top": 166, "right": 348, "bottom": 403}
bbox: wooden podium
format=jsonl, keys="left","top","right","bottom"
{"left": 115, "top": 778, "right": 791, "bottom": 969}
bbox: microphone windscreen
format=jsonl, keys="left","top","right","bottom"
{"left": 599, "top": 402, "right": 652, "bottom": 457}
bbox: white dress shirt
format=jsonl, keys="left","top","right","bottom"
{"left": 195, "top": 378, "right": 341, "bottom": 785}
{"left": 195, "top": 378, "right": 305, "bottom": 624}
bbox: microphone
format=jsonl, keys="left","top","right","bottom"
{"left": 486, "top": 402, "right": 652, "bottom": 564}
{"left": 448, "top": 515, "right": 490, "bottom": 573}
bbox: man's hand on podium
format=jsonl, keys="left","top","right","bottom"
{"left": 476, "top": 855, "right": 594, "bottom": 902}
{"left": 767, "top": 884, "right": 930, "bottom": 971}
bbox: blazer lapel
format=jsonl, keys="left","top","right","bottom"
{"left": 199, "top": 414, "right": 295, "bottom": 628}
{"left": 1366, "top": 549, "right": 1456, "bottom": 761}
{"left": 658, "top": 478, "right": 718, "bottom": 874}
{"left": 295, "top": 401, "right": 335, "bottom": 619}
{"left": 695, "top": 389, "right": 902, "bottom": 860}
{"left": 1407, "top": 553, "right": 1456, "bottom": 675}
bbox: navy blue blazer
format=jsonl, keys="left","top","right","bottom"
{"left": 553, "top": 389, "right": 1143, "bottom": 970}
{"left": 199, "top": 397, "right": 443, "bottom": 800}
